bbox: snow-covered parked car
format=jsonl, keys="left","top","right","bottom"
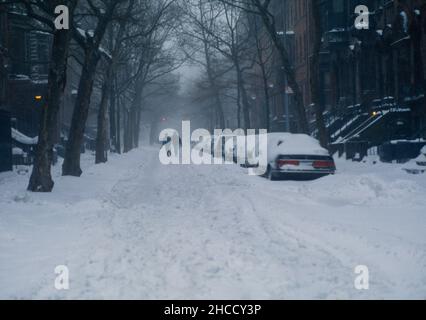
{"left": 402, "top": 145, "right": 426, "bottom": 175}
{"left": 263, "top": 133, "right": 336, "bottom": 181}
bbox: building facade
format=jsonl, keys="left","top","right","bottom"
{"left": 260, "top": 0, "right": 313, "bottom": 132}
{"left": 252, "top": 0, "right": 425, "bottom": 152}
{"left": 317, "top": 0, "right": 426, "bottom": 144}
{"left": 0, "top": 3, "right": 51, "bottom": 138}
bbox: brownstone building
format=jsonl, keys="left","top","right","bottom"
{"left": 250, "top": 0, "right": 313, "bottom": 132}
{"left": 256, "top": 0, "right": 315, "bottom": 131}
{"left": 249, "top": 0, "right": 425, "bottom": 157}
{"left": 319, "top": 0, "right": 425, "bottom": 144}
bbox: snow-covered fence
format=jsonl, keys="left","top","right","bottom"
{"left": 11, "top": 128, "right": 37, "bottom": 166}
{"left": 330, "top": 141, "right": 370, "bottom": 161}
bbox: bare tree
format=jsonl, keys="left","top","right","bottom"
{"left": 221, "top": 2, "right": 253, "bottom": 130}
{"left": 246, "top": 12, "right": 274, "bottom": 130}
{"left": 62, "top": 0, "right": 126, "bottom": 176}
{"left": 121, "top": 0, "right": 182, "bottom": 152}
{"left": 95, "top": 0, "right": 135, "bottom": 163}
{"left": 182, "top": 0, "right": 255, "bottom": 129}
{"left": 14, "top": 0, "right": 79, "bottom": 192}
{"left": 179, "top": 0, "right": 227, "bottom": 129}
{"left": 217, "top": 0, "right": 309, "bottom": 133}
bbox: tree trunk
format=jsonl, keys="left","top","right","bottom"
{"left": 125, "top": 80, "right": 143, "bottom": 152}
{"left": 253, "top": 17, "right": 271, "bottom": 131}
{"left": 95, "top": 68, "right": 112, "bottom": 164}
{"left": 62, "top": 49, "right": 99, "bottom": 176}
{"left": 204, "top": 48, "right": 225, "bottom": 128}
{"left": 123, "top": 111, "right": 129, "bottom": 152}
{"left": 310, "top": 0, "right": 329, "bottom": 148}
{"left": 123, "top": 109, "right": 133, "bottom": 153}
{"left": 198, "top": 1, "right": 225, "bottom": 129}
{"left": 150, "top": 120, "right": 159, "bottom": 145}
{"left": 133, "top": 107, "right": 141, "bottom": 148}
{"left": 260, "top": 64, "right": 271, "bottom": 131}
{"left": 62, "top": 2, "right": 118, "bottom": 176}
{"left": 276, "top": 46, "right": 308, "bottom": 134}
{"left": 116, "top": 95, "right": 121, "bottom": 154}
{"left": 109, "top": 78, "right": 117, "bottom": 152}
{"left": 28, "top": 1, "right": 76, "bottom": 192}
{"left": 103, "top": 12, "right": 130, "bottom": 155}
{"left": 213, "top": 86, "right": 225, "bottom": 128}
{"left": 236, "top": 60, "right": 251, "bottom": 130}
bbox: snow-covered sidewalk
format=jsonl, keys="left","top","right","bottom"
{"left": 0, "top": 147, "right": 425, "bottom": 299}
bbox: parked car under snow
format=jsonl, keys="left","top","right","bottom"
{"left": 402, "top": 145, "right": 426, "bottom": 175}
{"left": 261, "top": 133, "right": 336, "bottom": 181}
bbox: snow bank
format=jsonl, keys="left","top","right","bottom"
{"left": 0, "top": 147, "right": 425, "bottom": 299}
{"left": 302, "top": 172, "right": 424, "bottom": 206}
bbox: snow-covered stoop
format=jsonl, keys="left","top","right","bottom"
{"left": 0, "top": 146, "right": 425, "bottom": 299}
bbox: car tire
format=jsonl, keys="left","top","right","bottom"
{"left": 267, "top": 165, "right": 277, "bottom": 181}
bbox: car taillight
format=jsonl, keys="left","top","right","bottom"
{"left": 277, "top": 159, "right": 300, "bottom": 167}
{"left": 313, "top": 160, "right": 335, "bottom": 169}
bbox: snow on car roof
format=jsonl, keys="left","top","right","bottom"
{"left": 266, "top": 132, "right": 329, "bottom": 156}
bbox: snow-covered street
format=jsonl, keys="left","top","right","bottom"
{"left": 0, "top": 146, "right": 425, "bottom": 299}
